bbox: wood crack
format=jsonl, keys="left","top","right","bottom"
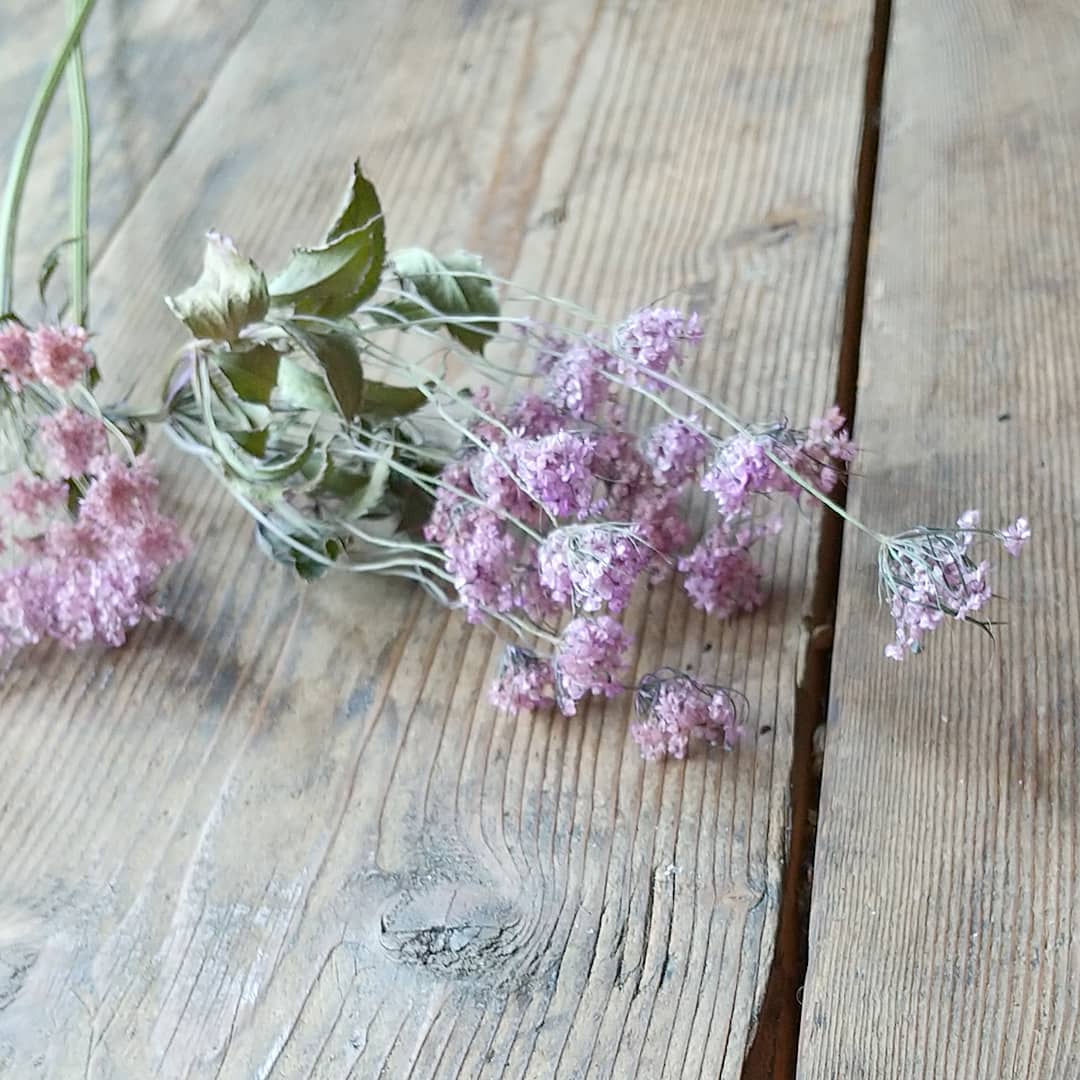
{"left": 742, "top": 0, "right": 894, "bottom": 1075}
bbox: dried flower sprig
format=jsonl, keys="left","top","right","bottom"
{"left": 878, "top": 509, "right": 1030, "bottom": 660}
{"left": 143, "top": 162, "right": 1030, "bottom": 757}
{"left": 631, "top": 668, "right": 745, "bottom": 762}
{"left": 0, "top": 321, "right": 187, "bottom": 655}
{"left": 1, "top": 0, "right": 1030, "bottom": 763}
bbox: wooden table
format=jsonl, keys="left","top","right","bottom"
{"left": 0, "top": 0, "right": 1074, "bottom": 1076}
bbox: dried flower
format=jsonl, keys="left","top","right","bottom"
{"left": 701, "top": 412, "right": 855, "bottom": 517}
{"left": 490, "top": 646, "right": 555, "bottom": 711}
{"left": 555, "top": 614, "right": 633, "bottom": 713}
{"left": 28, "top": 325, "right": 94, "bottom": 389}
{"left": 538, "top": 523, "right": 649, "bottom": 613}
{"left": 0, "top": 455, "right": 188, "bottom": 654}
{"left": 613, "top": 307, "right": 703, "bottom": 386}
{"left": 544, "top": 342, "right": 615, "bottom": 420}
{"left": 877, "top": 510, "right": 1024, "bottom": 660}
{"left": 998, "top": 516, "right": 1030, "bottom": 557}
{"left": 0, "top": 322, "right": 33, "bottom": 391}
{"left": 36, "top": 406, "right": 109, "bottom": 478}
{"left": 678, "top": 519, "right": 777, "bottom": 618}
{"left": 630, "top": 669, "right": 741, "bottom": 761}
{"left": 645, "top": 416, "right": 710, "bottom": 488}
{"left": 513, "top": 430, "right": 599, "bottom": 519}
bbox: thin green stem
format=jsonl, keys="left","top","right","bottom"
{"left": 66, "top": 0, "right": 92, "bottom": 326}
{"left": 606, "top": 365, "right": 888, "bottom": 545}
{"left": 0, "top": 0, "right": 99, "bottom": 313}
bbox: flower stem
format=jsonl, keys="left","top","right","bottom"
{"left": 66, "top": 0, "right": 92, "bottom": 327}
{"left": 610, "top": 366, "right": 888, "bottom": 545}
{"left": 0, "top": 0, "right": 98, "bottom": 315}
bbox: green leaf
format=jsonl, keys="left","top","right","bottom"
{"left": 390, "top": 247, "right": 499, "bottom": 353}
{"left": 283, "top": 323, "right": 365, "bottom": 422}
{"left": 206, "top": 364, "right": 271, "bottom": 433}
{"left": 37, "top": 237, "right": 76, "bottom": 312}
{"left": 233, "top": 428, "right": 269, "bottom": 457}
{"left": 361, "top": 378, "right": 430, "bottom": 420}
{"left": 268, "top": 162, "right": 385, "bottom": 317}
{"left": 166, "top": 231, "right": 269, "bottom": 342}
{"left": 277, "top": 356, "right": 336, "bottom": 413}
{"left": 344, "top": 443, "right": 393, "bottom": 518}
{"left": 217, "top": 343, "right": 280, "bottom": 404}
{"left": 255, "top": 522, "right": 343, "bottom": 580}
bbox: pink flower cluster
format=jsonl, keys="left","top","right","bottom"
{"left": 0, "top": 327, "right": 188, "bottom": 656}
{"left": 880, "top": 510, "right": 1030, "bottom": 660}
{"left": 424, "top": 307, "right": 857, "bottom": 754}
{"left": 701, "top": 407, "right": 855, "bottom": 517}
{"left": 630, "top": 671, "right": 741, "bottom": 761}
{"left": 0, "top": 322, "right": 94, "bottom": 391}
{"left": 613, "top": 307, "right": 703, "bottom": 387}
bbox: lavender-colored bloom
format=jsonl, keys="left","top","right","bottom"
{"left": 36, "top": 407, "right": 109, "bottom": 479}
{"left": 997, "top": 516, "right": 1030, "bottom": 557}
{"left": 0, "top": 322, "right": 33, "bottom": 391}
{"left": 490, "top": 646, "right": 555, "bottom": 711}
{"left": 644, "top": 416, "right": 710, "bottom": 488}
{"left": 555, "top": 615, "right": 633, "bottom": 713}
{"left": 513, "top": 431, "right": 598, "bottom": 519}
{"left": 878, "top": 512, "right": 1008, "bottom": 660}
{"left": 630, "top": 670, "right": 741, "bottom": 761}
{"left": 544, "top": 343, "right": 615, "bottom": 420}
{"left": 700, "top": 435, "right": 774, "bottom": 516}
{"left": 538, "top": 523, "right": 649, "bottom": 613}
{"left": 0, "top": 455, "right": 188, "bottom": 655}
{"left": 613, "top": 307, "right": 703, "bottom": 387}
{"left": 28, "top": 325, "right": 94, "bottom": 389}
{"left": 440, "top": 506, "right": 518, "bottom": 622}
{"left": 701, "top": 411, "right": 855, "bottom": 516}
{"left": 678, "top": 520, "right": 775, "bottom": 618}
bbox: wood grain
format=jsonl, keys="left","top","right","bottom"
{"left": 0, "top": 0, "right": 872, "bottom": 1075}
{"left": 0, "top": 0, "right": 266, "bottom": 318}
{"left": 799, "top": 1, "right": 1080, "bottom": 1075}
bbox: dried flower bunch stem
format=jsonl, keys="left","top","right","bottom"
{"left": 0, "top": 7, "right": 1029, "bottom": 760}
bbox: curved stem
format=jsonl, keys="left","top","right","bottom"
{"left": 606, "top": 365, "right": 887, "bottom": 545}
{"left": 0, "top": 0, "right": 99, "bottom": 313}
{"left": 66, "top": 0, "right": 92, "bottom": 326}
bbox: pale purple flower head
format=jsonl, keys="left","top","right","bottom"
{"left": 2, "top": 476, "right": 67, "bottom": 522}
{"left": 513, "top": 430, "right": 598, "bottom": 519}
{"left": 490, "top": 646, "right": 555, "bottom": 711}
{"left": 28, "top": 325, "right": 94, "bottom": 389}
{"left": 538, "top": 523, "right": 649, "bottom": 613}
{"left": 645, "top": 416, "right": 710, "bottom": 488}
{"left": 0, "top": 322, "right": 33, "bottom": 391}
{"left": 544, "top": 343, "right": 614, "bottom": 420}
{"left": 0, "top": 454, "right": 188, "bottom": 655}
{"left": 997, "top": 516, "right": 1030, "bottom": 557}
{"left": 677, "top": 520, "right": 776, "bottom": 618}
{"left": 630, "top": 670, "right": 742, "bottom": 761}
{"left": 555, "top": 614, "right": 633, "bottom": 714}
{"left": 878, "top": 514, "right": 1005, "bottom": 660}
{"left": 440, "top": 506, "right": 518, "bottom": 622}
{"left": 37, "top": 406, "right": 109, "bottom": 479}
{"left": 613, "top": 307, "right": 703, "bottom": 387}
{"left": 701, "top": 412, "right": 855, "bottom": 515}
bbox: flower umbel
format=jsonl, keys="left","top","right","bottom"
{"left": 630, "top": 669, "right": 742, "bottom": 761}
{"left": 878, "top": 510, "right": 1029, "bottom": 660}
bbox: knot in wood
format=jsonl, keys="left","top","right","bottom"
{"left": 379, "top": 883, "right": 523, "bottom": 982}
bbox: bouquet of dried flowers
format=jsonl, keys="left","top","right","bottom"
{"left": 0, "top": 0, "right": 1029, "bottom": 760}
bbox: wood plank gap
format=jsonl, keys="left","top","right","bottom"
{"left": 742, "top": 0, "right": 893, "bottom": 1075}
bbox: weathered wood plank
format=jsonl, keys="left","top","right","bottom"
{"left": 0, "top": 0, "right": 265, "bottom": 315}
{"left": 0, "top": 0, "right": 872, "bottom": 1075}
{"left": 800, "top": 1, "right": 1080, "bottom": 1075}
